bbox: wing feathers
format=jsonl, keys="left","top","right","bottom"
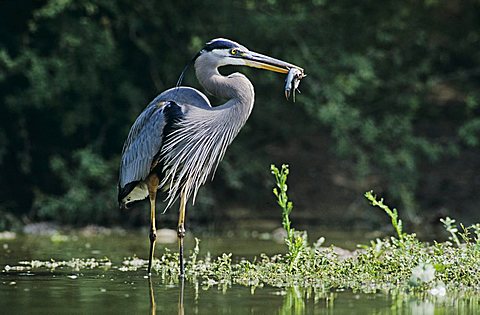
{"left": 117, "top": 87, "right": 212, "bottom": 208}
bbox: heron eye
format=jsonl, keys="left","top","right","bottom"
{"left": 230, "top": 49, "right": 238, "bottom": 55}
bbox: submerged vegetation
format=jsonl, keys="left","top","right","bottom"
{"left": 4, "top": 165, "right": 480, "bottom": 299}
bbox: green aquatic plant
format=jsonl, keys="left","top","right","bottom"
{"left": 271, "top": 164, "right": 310, "bottom": 273}
{"left": 7, "top": 231, "right": 480, "bottom": 295}
{"left": 472, "top": 224, "right": 480, "bottom": 247}
{"left": 440, "top": 217, "right": 461, "bottom": 246}
{"left": 365, "top": 190, "right": 405, "bottom": 242}
{"left": 271, "top": 164, "right": 294, "bottom": 243}
{"left": 4, "top": 167, "right": 480, "bottom": 297}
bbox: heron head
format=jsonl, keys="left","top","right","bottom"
{"left": 194, "top": 38, "right": 304, "bottom": 74}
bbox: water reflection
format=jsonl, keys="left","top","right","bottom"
{"left": 1, "top": 268, "right": 479, "bottom": 314}
{"left": 279, "top": 287, "right": 305, "bottom": 314}
{"left": 148, "top": 277, "right": 185, "bottom": 315}
{"left": 148, "top": 278, "right": 156, "bottom": 315}
{"left": 1, "top": 232, "right": 479, "bottom": 314}
{"left": 178, "top": 277, "right": 185, "bottom": 315}
{"left": 275, "top": 287, "right": 480, "bottom": 315}
{"left": 142, "top": 278, "right": 480, "bottom": 315}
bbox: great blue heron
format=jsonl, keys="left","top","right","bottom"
{"left": 118, "top": 38, "right": 304, "bottom": 277}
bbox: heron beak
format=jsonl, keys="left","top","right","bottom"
{"left": 242, "top": 51, "right": 304, "bottom": 74}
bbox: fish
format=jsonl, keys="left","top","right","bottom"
{"left": 284, "top": 68, "right": 306, "bottom": 102}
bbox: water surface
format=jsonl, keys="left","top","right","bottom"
{"left": 1, "top": 229, "right": 478, "bottom": 314}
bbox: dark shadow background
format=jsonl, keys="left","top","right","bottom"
{"left": 0, "top": 0, "right": 479, "bottom": 231}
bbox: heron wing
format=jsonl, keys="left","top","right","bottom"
{"left": 117, "top": 87, "right": 210, "bottom": 203}
{"left": 153, "top": 86, "right": 211, "bottom": 109}
{"left": 118, "top": 102, "right": 166, "bottom": 198}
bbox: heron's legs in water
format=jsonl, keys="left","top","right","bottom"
{"left": 147, "top": 175, "right": 159, "bottom": 276}
{"left": 178, "top": 192, "right": 187, "bottom": 277}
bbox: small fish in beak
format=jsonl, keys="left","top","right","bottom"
{"left": 284, "top": 68, "right": 306, "bottom": 102}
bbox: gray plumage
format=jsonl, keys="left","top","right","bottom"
{"left": 118, "top": 38, "right": 303, "bottom": 210}
{"left": 118, "top": 87, "right": 210, "bottom": 188}
{"left": 119, "top": 76, "right": 253, "bottom": 208}
{"left": 117, "top": 38, "right": 305, "bottom": 277}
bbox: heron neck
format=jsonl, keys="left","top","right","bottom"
{"left": 195, "top": 66, "right": 255, "bottom": 115}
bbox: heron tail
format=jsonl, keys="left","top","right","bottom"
{"left": 118, "top": 181, "right": 149, "bottom": 209}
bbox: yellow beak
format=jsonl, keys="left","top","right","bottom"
{"left": 242, "top": 51, "right": 304, "bottom": 74}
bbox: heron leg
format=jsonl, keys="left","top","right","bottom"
{"left": 147, "top": 174, "right": 159, "bottom": 276}
{"left": 177, "top": 192, "right": 187, "bottom": 278}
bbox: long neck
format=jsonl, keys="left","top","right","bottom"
{"left": 159, "top": 63, "right": 255, "bottom": 206}
{"left": 195, "top": 64, "right": 255, "bottom": 123}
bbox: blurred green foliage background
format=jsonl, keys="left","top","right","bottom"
{"left": 0, "top": 0, "right": 479, "bottom": 229}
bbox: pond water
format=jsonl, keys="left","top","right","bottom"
{"left": 1, "top": 228, "right": 478, "bottom": 314}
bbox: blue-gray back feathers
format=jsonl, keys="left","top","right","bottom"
{"left": 118, "top": 40, "right": 257, "bottom": 210}
{"left": 118, "top": 87, "right": 211, "bottom": 207}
